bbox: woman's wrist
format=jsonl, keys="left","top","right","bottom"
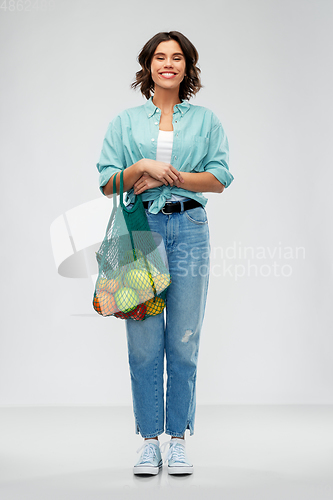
{"left": 138, "top": 158, "right": 152, "bottom": 176}
{"left": 136, "top": 158, "right": 146, "bottom": 176}
{"left": 176, "top": 172, "right": 224, "bottom": 193}
{"left": 102, "top": 161, "right": 146, "bottom": 196}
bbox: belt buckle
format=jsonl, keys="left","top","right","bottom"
{"left": 161, "top": 202, "right": 172, "bottom": 215}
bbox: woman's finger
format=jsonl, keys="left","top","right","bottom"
{"left": 134, "top": 179, "right": 144, "bottom": 189}
{"left": 134, "top": 174, "right": 148, "bottom": 187}
{"left": 134, "top": 184, "right": 145, "bottom": 194}
{"left": 165, "top": 174, "right": 177, "bottom": 185}
{"left": 169, "top": 166, "right": 184, "bottom": 183}
{"left": 177, "top": 172, "right": 184, "bottom": 183}
{"left": 166, "top": 170, "right": 178, "bottom": 181}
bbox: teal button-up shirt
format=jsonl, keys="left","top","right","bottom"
{"left": 96, "top": 96, "right": 234, "bottom": 214}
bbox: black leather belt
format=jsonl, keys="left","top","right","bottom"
{"left": 143, "top": 199, "right": 202, "bottom": 214}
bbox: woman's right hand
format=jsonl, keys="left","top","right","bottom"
{"left": 133, "top": 173, "right": 163, "bottom": 195}
{"left": 139, "top": 159, "right": 184, "bottom": 186}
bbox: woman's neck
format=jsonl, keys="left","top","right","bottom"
{"left": 152, "top": 87, "right": 181, "bottom": 115}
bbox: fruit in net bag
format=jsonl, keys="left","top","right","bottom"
{"left": 115, "top": 303, "right": 147, "bottom": 320}
{"left": 153, "top": 273, "right": 171, "bottom": 293}
{"left": 93, "top": 291, "right": 117, "bottom": 316}
{"left": 145, "top": 297, "right": 165, "bottom": 316}
{"left": 96, "top": 277, "right": 120, "bottom": 294}
{"left": 124, "top": 269, "right": 154, "bottom": 291}
{"left": 115, "top": 287, "right": 139, "bottom": 313}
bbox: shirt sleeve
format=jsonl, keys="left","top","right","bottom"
{"left": 203, "top": 116, "right": 234, "bottom": 188}
{"left": 96, "top": 115, "right": 125, "bottom": 195}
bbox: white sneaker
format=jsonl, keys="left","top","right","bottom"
{"left": 133, "top": 439, "right": 163, "bottom": 475}
{"left": 160, "top": 438, "right": 194, "bottom": 475}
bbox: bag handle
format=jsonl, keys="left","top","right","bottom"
{"left": 102, "top": 172, "right": 118, "bottom": 236}
{"left": 112, "top": 172, "right": 118, "bottom": 208}
{"left": 119, "top": 169, "right": 125, "bottom": 208}
{"left": 111, "top": 170, "right": 157, "bottom": 295}
{"left": 112, "top": 170, "right": 125, "bottom": 207}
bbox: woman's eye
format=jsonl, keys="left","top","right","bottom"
{"left": 156, "top": 57, "right": 182, "bottom": 61}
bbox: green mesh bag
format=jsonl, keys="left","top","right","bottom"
{"left": 93, "top": 171, "right": 171, "bottom": 320}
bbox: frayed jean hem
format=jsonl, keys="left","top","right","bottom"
{"left": 139, "top": 429, "right": 164, "bottom": 439}
{"left": 165, "top": 421, "right": 194, "bottom": 437}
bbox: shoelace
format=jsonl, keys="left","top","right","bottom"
{"left": 160, "top": 441, "right": 187, "bottom": 464}
{"left": 136, "top": 442, "right": 158, "bottom": 463}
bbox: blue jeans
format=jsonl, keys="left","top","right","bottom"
{"left": 125, "top": 204, "right": 210, "bottom": 438}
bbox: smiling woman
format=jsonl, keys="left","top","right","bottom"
{"left": 150, "top": 41, "right": 186, "bottom": 94}
{"left": 95, "top": 30, "right": 234, "bottom": 476}
{"left": 131, "top": 31, "right": 202, "bottom": 101}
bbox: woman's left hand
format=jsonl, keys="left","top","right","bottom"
{"left": 133, "top": 173, "right": 164, "bottom": 195}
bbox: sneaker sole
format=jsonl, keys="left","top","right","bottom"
{"left": 133, "top": 464, "right": 162, "bottom": 475}
{"left": 168, "top": 465, "right": 193, "bottom": 475}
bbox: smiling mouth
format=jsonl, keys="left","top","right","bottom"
{"left": 159, "top": 72, "right": 177, "bottom": 78}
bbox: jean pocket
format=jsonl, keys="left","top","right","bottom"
{"left": 185, "top": 206, "right": 208, "bottom": 225}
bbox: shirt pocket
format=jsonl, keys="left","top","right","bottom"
{"left": 190, "top": 136, "right": 209, "bottom": 171}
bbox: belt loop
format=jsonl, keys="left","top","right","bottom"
{"left": 180, "top": 201, "right": 184, "bottom": 212}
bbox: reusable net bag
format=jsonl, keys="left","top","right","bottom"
{"left": 93, "top": 171, "right": 171, "bottom": 320}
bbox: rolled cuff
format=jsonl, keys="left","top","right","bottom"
{"left": 97, "top": 165, "right": 122, "bottom": 195}
{"left": 204, "top": 162, "right": 234, "bottom": 188}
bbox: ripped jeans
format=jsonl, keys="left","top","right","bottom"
{"left": 125, "top": 204, "right": 210, "bottom": 438}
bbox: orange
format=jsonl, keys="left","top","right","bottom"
{"left": 97, "top": 291, "right": 118, "bottom": 316}
{"left": 93, "top": 294, "right": 102, "bottom": 314}
{"left": 96, "top": 278, "right": 107, "bottom": 289}
{"left": 153, "top": 273, "right": 171, "bottom": 293}
{"left": 137, "top": 289, "right": 154, "bottom": 303}
{"left": 145, "top": 297, "right": 165, "bottom": 316}
{"left": 97, "top": 278, "right": 120, "bottom": 294}
{"left": 104, "top": 279, "right": 119, "bottom": 294}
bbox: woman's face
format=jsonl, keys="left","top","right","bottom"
{"left": 150, "top": 40, "right": 186, "bottom": 94}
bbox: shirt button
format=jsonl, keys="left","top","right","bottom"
{"left": 174, "top": 156, "right": 177, "bottom": 160}
{"left": 148, "top": 113, "right": 152, "bottom": 117}
{"left": 175, "top": 121, "right": 177, "bottom": 123}
{"left": 176, "top": 133, "right": 179, "bottom": 137}
{"left": 151, "top": 138, "right": 155, "bottom": 141}
{"left": 156, "top": 109, "right": 160, "bottom": 113}
{"left": 154, "top": 122, "right": 158, "bottom": 125}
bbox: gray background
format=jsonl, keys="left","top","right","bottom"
{"left": 0, "top": 0, "right": 332, "bottom": 406}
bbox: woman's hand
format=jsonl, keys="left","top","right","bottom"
{"left": 133, "top": 173, "right": 164, "bottom": 195}
{"left": 140, "top": 159, "right": 184, "bottom": 186}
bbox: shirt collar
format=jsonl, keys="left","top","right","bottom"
{"left": 144, "top": 96, "right": 190, "bottom": 118}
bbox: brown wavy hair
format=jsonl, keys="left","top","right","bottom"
{"left": 131, "top": 31, "right": 202, "bottom": 101}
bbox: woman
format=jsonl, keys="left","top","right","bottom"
{"left": 96, "top": 31, "right": 234, "bottom": 475}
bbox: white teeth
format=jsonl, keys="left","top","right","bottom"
{"left": 161, "top": 73, "right": 175, "bottom": 76}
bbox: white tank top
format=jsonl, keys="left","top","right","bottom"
{"left": 156, "top": 130, "right": 188, "bottom": 202}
